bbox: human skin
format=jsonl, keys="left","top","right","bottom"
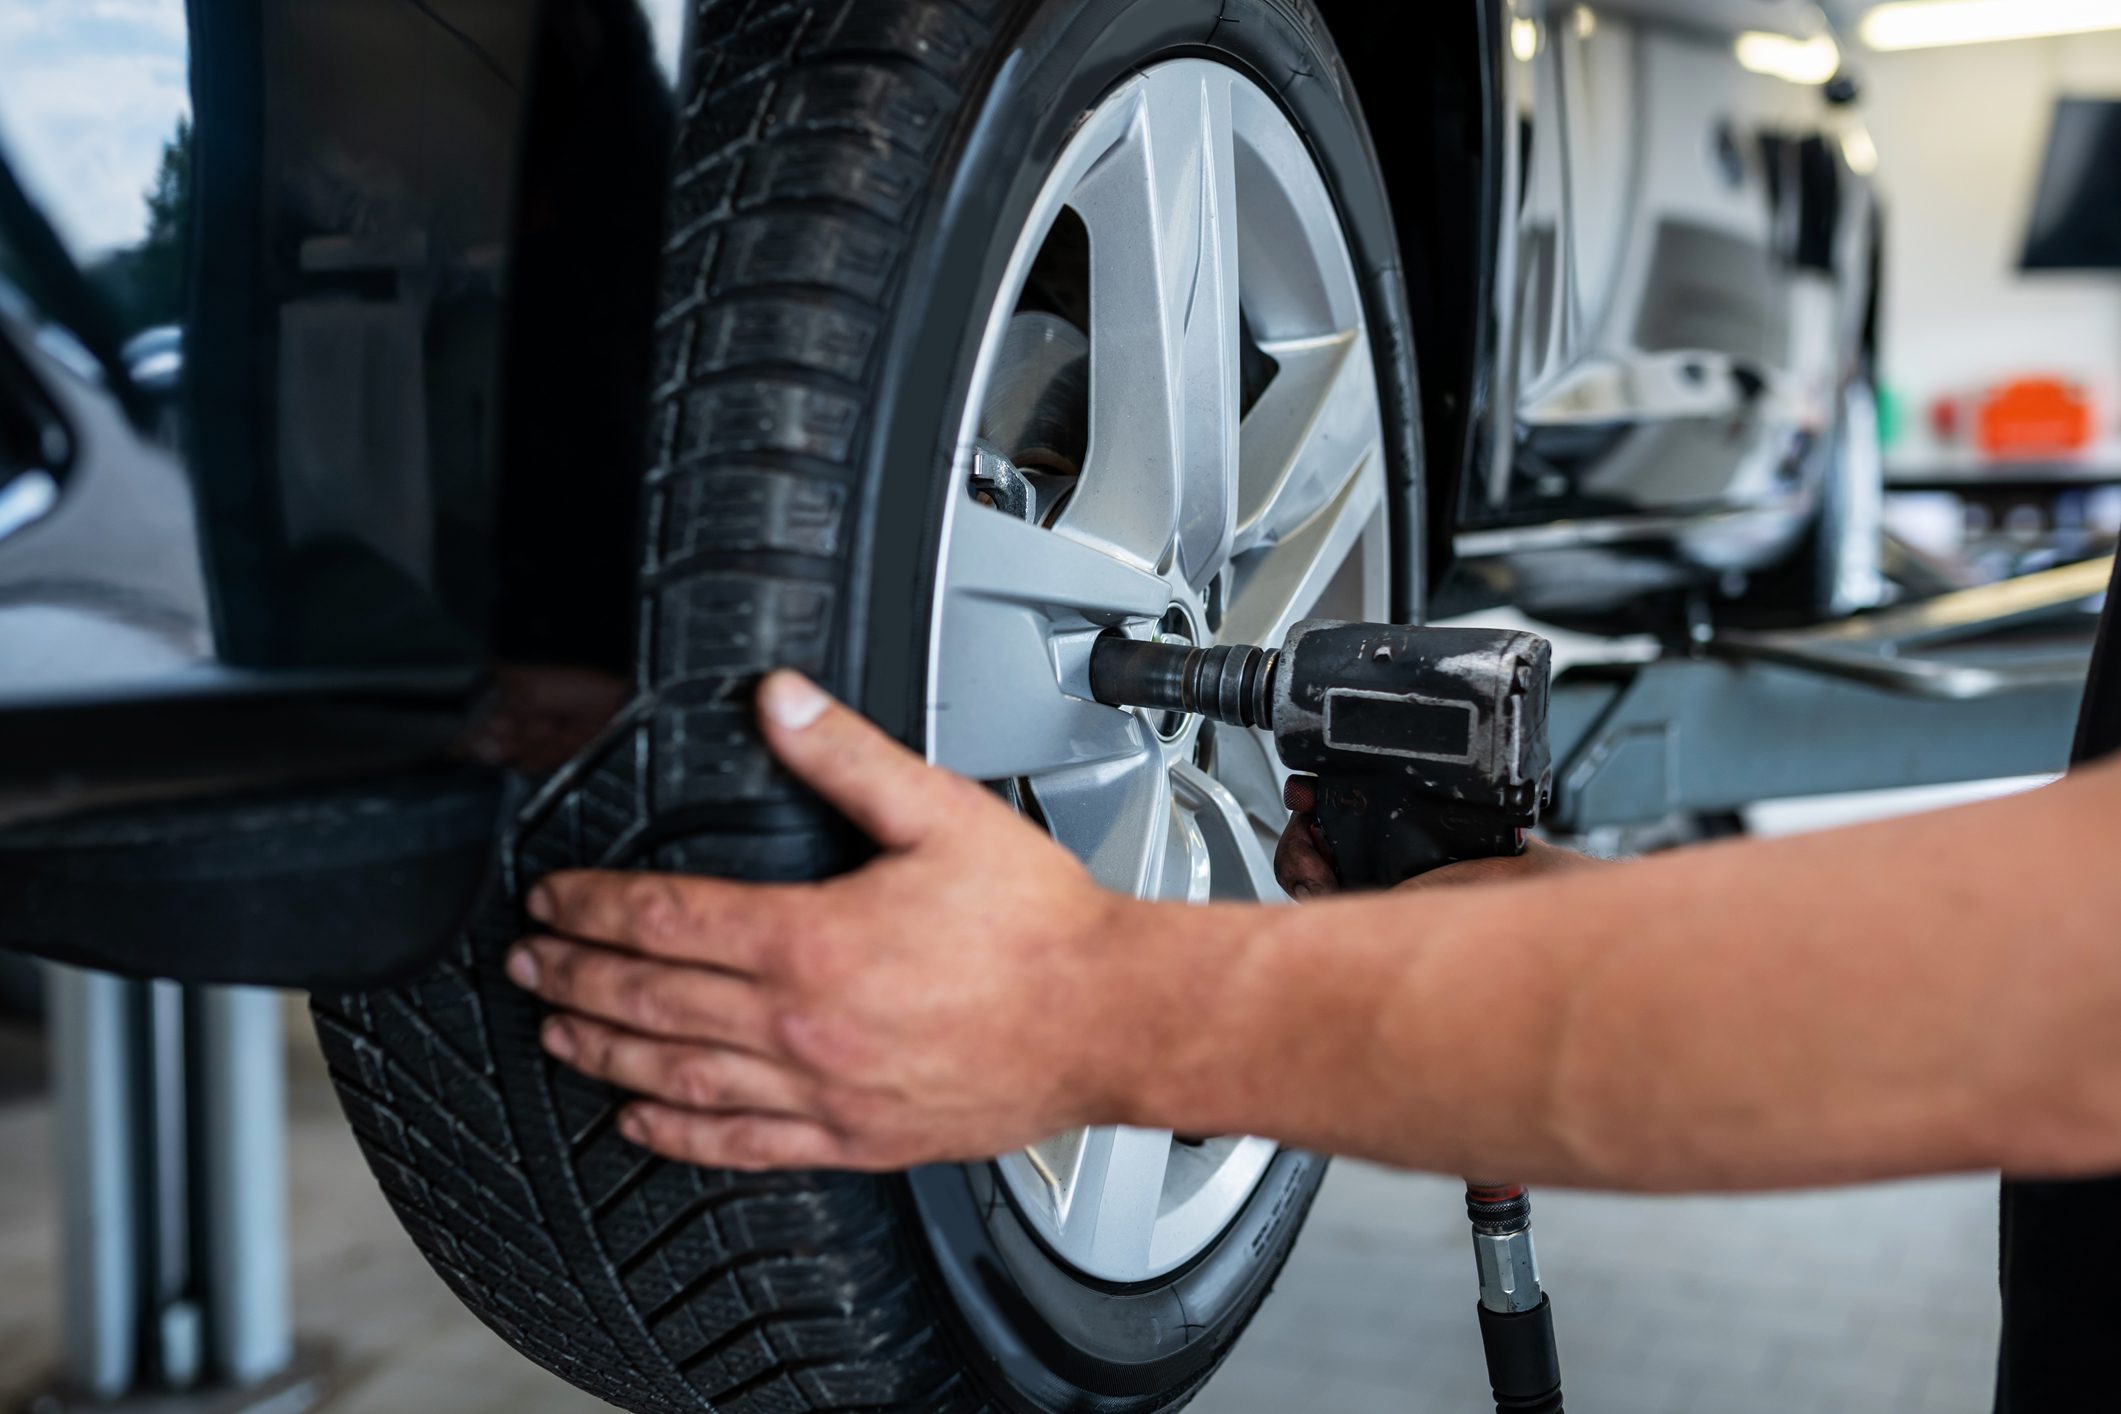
{"left": 506, "top": 670, "right": 2121, "bottom": 1190}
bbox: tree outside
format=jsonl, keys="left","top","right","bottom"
{"left": 81, "top": 115, "right": 192, "bottom": 335}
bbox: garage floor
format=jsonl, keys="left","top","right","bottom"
{"left": 0, "top": 1010, "right": 2001, "bottom": 1414}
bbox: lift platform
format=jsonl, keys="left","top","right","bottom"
{"left": 1547, "top": 557, "right": 2111, "bottom": 833}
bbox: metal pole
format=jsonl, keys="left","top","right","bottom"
{"left": 46, "top": 964, "right": 142, "bottom": 1399}
{"left": 194, "top": 985, "right": 292, "bottom": 1387}
{"left": 149, "top": 978, "right": 204, "bottom": 1390}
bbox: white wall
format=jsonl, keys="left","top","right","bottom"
{"left": 1864, "top": 33, "right": 2121, "bottom": 467}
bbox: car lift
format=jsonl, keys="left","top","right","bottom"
{"left": 33, "top": 975, "right": 325, "bottom": 1414}
{"left": 1545, "top": 556, "right": 2109, "bottom": 837}
{"left": 26, "top": 556, "right": 2107, "bottom": 1414}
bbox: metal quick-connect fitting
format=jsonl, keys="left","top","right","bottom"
{"left": 1472, "top": 1228, "right": 1545, "bottom": 1315}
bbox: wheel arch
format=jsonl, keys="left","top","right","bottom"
{"left": 1315, "top": 0, "right": 1503, "bottom": 611}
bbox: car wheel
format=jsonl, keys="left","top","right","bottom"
{"left": 313, "top": 1, "right": 1421, "bottom": 1409}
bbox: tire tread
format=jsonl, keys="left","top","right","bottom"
{"left": 315, "top": 3, "right": 1013, "bottom": 1409}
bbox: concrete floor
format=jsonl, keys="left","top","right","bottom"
{"left": 0, "top": 1011, "right": 2002, "bottom": 1414}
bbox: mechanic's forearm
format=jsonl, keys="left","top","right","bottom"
{"left": 1127, "top": 759, "right": 2121, "bottom": 1191}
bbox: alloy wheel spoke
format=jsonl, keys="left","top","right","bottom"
{"left": 1054, "top": 1126, "right": 1174, "bottom": 1276}
{"left": 1027, "top": 746, "right": 1172, "bottom": 898}
{"left": 1156, "top": 792, "right": 1215, "bottom": 903}
{"left": 947, "top": 495, "right": 1173, "bottom": 621}
{"left": 1173, "top": 762, "right": 1282, "bottom": 902}
{"left": 1234, "top": 329, "right": 1381, "bottom": 557}
{"left": 1208, "top": 719, "right": 1292, "bottom": 834}
{"left": 1221, "top": 459, "right": 1387, "bottom": 654}
{"left": 933, "top": 500, "right": 1166, "bottom": 781}
{"left": 1063, "top": 66, "right": 1240, "bottom": 588}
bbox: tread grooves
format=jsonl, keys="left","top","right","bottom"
{"left": 590, "top": 1151, "right": 663, "bottom": 1219}
{"left": 569, "top": 1105, "right": 618, "bottom": 1157}
{"left": 694, "top": 1301, "right": 935, "bottom": 1404}
{"left": 667, "top": 360, "right": 869, "bottom": 402}
{"left": 645, "top": 1210, "right": 897, "bottom": 1328}
{"left": 321, "top": 1053, "right": 547, "bottom": 1238}
{"left": 612, "top": 1186, "right": 745, "bottom": 1277}
{"left": 675, "top": 1302, "right": 859, "bottom": 1379}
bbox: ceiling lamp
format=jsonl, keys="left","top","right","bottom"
{"left": 1864, "top": 0, "right": 2121, "bottom": 51}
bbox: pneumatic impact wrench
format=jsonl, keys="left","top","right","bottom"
{"left": 1090, "top": 620, "right": 1567, "bottom": 1414}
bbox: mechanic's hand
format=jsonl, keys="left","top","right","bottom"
{"left": 1274, "top": 776, "right": 1599, "bottom": 899}
{"left": 506, "top": 672, "right": 1142, "bottom": 1173}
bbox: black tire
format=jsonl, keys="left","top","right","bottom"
{"left": 313, "top": 2, "right": 1422, "bottom": 1410}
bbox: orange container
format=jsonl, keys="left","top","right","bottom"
{"left": 1977, "top": 378, "right": 2096, "bottom": 460}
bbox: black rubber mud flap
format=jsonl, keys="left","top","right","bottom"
{"left": 0, "top": 771, "right": 501, "bottom": 990}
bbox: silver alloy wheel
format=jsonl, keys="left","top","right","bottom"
{"left": 929, "top": 59, "right": 1391, "bottom": 1285}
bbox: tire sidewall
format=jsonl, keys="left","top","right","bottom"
{"left": 851, "top": 1, "right": 1425, "bottom": 1407}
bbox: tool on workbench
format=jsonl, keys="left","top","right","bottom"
{"left": 1089, "top": 620, "right": 1565, "bottom": 1414}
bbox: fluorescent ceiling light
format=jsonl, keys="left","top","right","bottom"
{"left": 1735, "top": 31, "right": 1843, "bottom": 84}
{"left": 1863, "top": 0, "right": 2121, "bottom": 51}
